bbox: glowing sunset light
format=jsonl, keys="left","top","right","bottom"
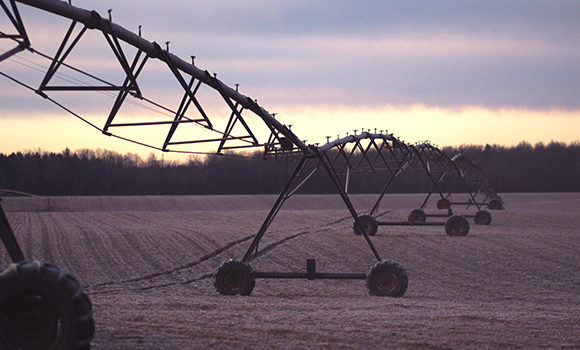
{"left": 1, "top": 0, "right": 578, "bottom": 160}
{"left": 1, "top": 105, "right": 577, "bottom": 162}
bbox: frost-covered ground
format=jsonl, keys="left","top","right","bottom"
{"left": 2, "top": 193, "right": 579, "bottom": 349}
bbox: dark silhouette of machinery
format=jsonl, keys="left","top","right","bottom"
{"left": 1, "top": 1, "right": 501, "bottom": 348}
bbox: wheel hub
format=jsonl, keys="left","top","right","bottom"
{"left": 451, "top": 221, "right": 462, "bottom": 232}
{"left": 223, "top": 269, "right": 245, "bottom": 291}
{"left": 376, "top": 271, "right": 398, "bottom": 293}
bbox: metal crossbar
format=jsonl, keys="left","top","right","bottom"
{"left": 1, "top": 0, "right": 306, "bottom": 156}
{"left": 0, "top": 0, "right": 501, "bottom": 305}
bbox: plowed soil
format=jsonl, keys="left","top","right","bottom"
{"left": 1, "top": 193, "right": 579, "bottom": 349}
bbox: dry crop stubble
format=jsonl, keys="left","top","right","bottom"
{"left": 0, "top": 193, "right": 579, "bottom": 348}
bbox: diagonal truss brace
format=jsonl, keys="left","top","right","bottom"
{"left": 38, "top": 20, "right": 87, "bottom": 91}
{"left": 0, "top": 0, "right": 30, "bottom": 62}
{"left": 215, "top": 101, "right": 245, "bottom": 153}
{"left": 156, "top": 43, "right": 213, "bottom": 130}
{"left": 354, "top": 137, "right": 376, "bottom": 171}
{"left": 103, "top": 50, "right": 149, "bottom": 133}
{"left": 161, "top": 76, "right": 204, "bottom": 150}
{"left": 38, "top": 14, "right": 142, "bottom": 93}
{"left": 242, "top": 156, "right": 310, "bottom": 261}
{"left": 242, "top": 149, "right": 382, "bottom": 263}
{"left": 207, "top": 71, "right": 259, "bottom": 152}
{"left": 7, "top": 0, "right": 311, "bottom": 155}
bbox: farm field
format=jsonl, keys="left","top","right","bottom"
{"left": 1, "top": 192, "right": 579, "bottom": 349}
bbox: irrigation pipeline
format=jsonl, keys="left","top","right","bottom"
{"left": 1, "top": 0, "right": 501, "bottom": 199}
{"left": 0, "top": 1, "right": 505, "bottom": 314}
{"left": 2, "top": 0, "right": 307, "bottom": 157}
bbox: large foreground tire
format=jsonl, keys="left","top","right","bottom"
{"left": 353, "top": 215, "right": 378, "bottom": 236}
{"left": 408, "top": 209, "right": 426, "bottom": 224}
{"left": 214, "top": 259, "right": 255, "bottom": 296}
{"left": 445, "top": 215, "right": 470, "bottom": 236}
{"left": 366, "top": 260, "right": 408, "bottom": 297}
{"left": 474, "top": 210, "right": 492, "bottom": 225}
{"left": 0, "top": 261, "right": 94, "bottom": 350}
{"left": 488, "top": 198, "right": 503, "bottom": 210}
{"left": 436, "top": 198, "right": 451, "bottom": 210}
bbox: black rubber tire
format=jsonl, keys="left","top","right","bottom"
{"left": 488, "top": 198, "right": 503, "bottom": 210}
{"left": 214, "top": 259, "right": 255, "bottom": 296}
{"left": 436, "top": 198, "right": 451, "bottom": 210}
{"left": 474, "top": 210, "right": 492, "bottom": 225}
{"left": 0, "top": 261, "right": 94, "bottom": 350}
{"left": 353, "top": 215, "right": 378, "bottom": 236}
{"left": 366, "top": 260, "right": 408, "bottom": 297}
{"left": 445, "top": 215, "right": 470, "bottom": 236}
{"left": 408, "top": 209, "right": 426, "bottom": 224}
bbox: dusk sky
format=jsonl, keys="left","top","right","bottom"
{"left": 1, "top": 0, "right": 579, "bottom": 161}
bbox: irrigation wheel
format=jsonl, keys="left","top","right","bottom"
{"left": 408, "top": 209, "right": 426, "bottom": 224}
{"left": 366, "top": 260, "right": 408, "bottom": 297}
{"left": 0, "top": 261, "right": 94, "bottom": 350}
{"left": 436, "top": 198, "right": 451, "bottom": 210}
{"left": 474, "top": 210, "right": 492, "bottom": 225}
{"left": 445, "top": 215, "right": 470, "bottom": 236}
{"left": 488, "top": 198, "right": 504, "bottom": 210}
{"left": 214, "top": 259, "right": 255, "bottom": 296}
{"left": 353, "top": 215, "right": 378, "bottom": 236}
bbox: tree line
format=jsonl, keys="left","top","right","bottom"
{"left": 0, "top": 141, "right": 578, "bottom": 196}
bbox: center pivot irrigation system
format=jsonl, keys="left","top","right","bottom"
{"left": 345, "top": 140, "right": 501, "bottom": 238}
{"left": 0, "top": 0, "right": 502, "bottom": 348}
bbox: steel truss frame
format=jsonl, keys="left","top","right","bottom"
{"left": 413, "top": 145, "right": 482, "bottom": 209}
{"left": 323, "top": 135, "right": 480, "bottom": 235}
{"left": 367, "top": 143, "right": 469, "bottom": 227}
{"left": 305, "top": 133, "right": 451, "bottom": 229}
{"left": 241, "top": 147, "right": 381, "bottom": 281}
{"left": 0, "top": 0, "right": 414, "bottom": 299}
{"left": 411, "top": 144, "right": 503, "bottom": 212}
{"left": 0, "top": 0, "right": 28, "bottom": 62}
{"left": 401, "top": 143, "right": 494, "bottom": 226}
{"left": 345, "top": 144, "right": 470, "bottom": 235}
{"left": 1, "top": 0, "right": 306, "bottom": 157}
{"left": 451, "top": 154, "right": 504, "bottom": 210}
{"left": 236, "top": 133, "right": 421, "bottom": 285}
{"left": 327, "top": 135, "right": 450, "bottom": 225}
{"left": 406, "top": 143, "right": 502, "bottom": 211}
{"left": 0, "top": 2, "right": 507, "bottom": 348}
